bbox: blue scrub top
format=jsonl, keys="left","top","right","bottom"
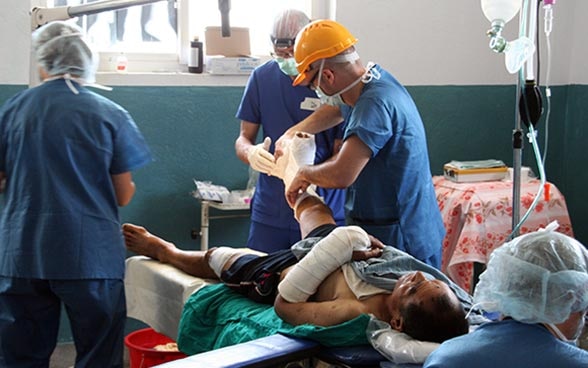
{"left": 423, "top": 319, "right": 588, "bottom": 367}
{"left": 339, "top": 64, "right": 444, "bottom": 263}
{"left": 0, "top": 79, "right": 152, "bottom": 279}
{"left": 236, "top": 60, "right": 345, "bottom": 231}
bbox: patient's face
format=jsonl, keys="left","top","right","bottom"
{"left": 388, "top": 271, "right": 457, "bottom": 317}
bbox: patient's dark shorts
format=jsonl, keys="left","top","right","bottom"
{"left": 220, "top": 223, "right": 337, "bottom": 304}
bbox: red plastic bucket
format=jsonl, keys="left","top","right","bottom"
{"left": 125, "top": 328, "right": 187, "bottom": 368}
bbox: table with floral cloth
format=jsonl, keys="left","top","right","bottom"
{"left": 433, "top": 176, "right": 574, "bottom": 292}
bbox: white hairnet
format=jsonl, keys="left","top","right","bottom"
{"left": 32, "top": 21, "right": 98, "bottom": 83}
{"left": 474, "top": 223, "right": 588, "bottom": 324}
{"left": 271, "top": 9, "right": 310, "bottom": 39}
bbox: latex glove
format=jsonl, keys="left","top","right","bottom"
{"left": 247, "top": 137, "right": 276, "bottom": 174}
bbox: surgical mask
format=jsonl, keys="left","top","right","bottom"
{"left": 275, "top": 57, "right": 298, "bottom": 76}
{"left": 314, "top": 80, "right": 358, "bottom": 107}
{"left": 546, "top": 323, "right": 580, "bottom": 346}
{"left": 314, "top": 60, "right": 380, "bottom": 107}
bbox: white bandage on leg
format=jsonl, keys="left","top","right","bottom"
{"left": 278, "top": 226, "right": 370, "bottom": 303}
{"left": 272, "top": 132, "right": 316, "bottom": 189}
{"left": 208, "top": 247, "right": 245, "bottom": 277}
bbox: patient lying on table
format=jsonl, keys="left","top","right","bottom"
{"left": 124, "top": 194, "right": 471, "bottom": 343}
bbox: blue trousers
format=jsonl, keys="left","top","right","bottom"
{"left": 0, "top": 277, "right": 126, "bottom": 368}
{"left": 246, "top": 220, "right": 302, "bottom": 253}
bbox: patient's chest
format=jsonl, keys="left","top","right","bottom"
{"left": 313, "top": 268, "right": 356, "bottom": 301}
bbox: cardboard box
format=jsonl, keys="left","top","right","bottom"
{"left": 205, "top": 56, "right": 261, "bottom": 75}
{"left": 204, "top": 26, "right": 251, "bottom": 56}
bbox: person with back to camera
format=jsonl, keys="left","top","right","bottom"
{"left": 423, "top": 222, "right": 588, "bottom": 367}
{"left": 234, "top": 9, "right": 346, "bottom": 253}
{"left": 0, "top": 21, "right": 152, "bottom": 367}
{"left": 274, "top": 19, "right": 445, "bottom": 268}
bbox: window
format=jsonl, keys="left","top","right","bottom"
{"left": 47, "top": 0, "right": 177, "bottom": 52}
{"left": 42, "top": 0, "right": 332, "bottom": 74}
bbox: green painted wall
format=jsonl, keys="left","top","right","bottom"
{"left": 106, "top": 86, "right": 253, "bottom": 250}
{"left": 1, "top": 83, "right": 586, "bottom": 341}
{"left": 559, "top": 85, "right": 588, "bottom": 244}
{"left": 413, "top": 84, "right": 586, "bottom": 244}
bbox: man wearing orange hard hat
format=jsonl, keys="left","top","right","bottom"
{"left": 277, "top": 19, "right": 444, "bottom": 268}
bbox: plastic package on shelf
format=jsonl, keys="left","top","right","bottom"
{"left": 192, "top": 179, "right": 253, "bottom": 208}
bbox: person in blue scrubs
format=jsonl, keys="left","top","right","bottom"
{"left": 0, "top": 21, "right": 152, "bottom": 368}
{"left": 423, "top": 226, "right": 588, "bottom": 367}
{"left": 234, "top": 10, "right": 345, "bottom": 253}
{"left": 280, "top": 20, "right": 444, "bottom": 268}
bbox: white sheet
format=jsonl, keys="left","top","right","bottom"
{"left": 124, "top": 256, "right": 215, "bottom": 339}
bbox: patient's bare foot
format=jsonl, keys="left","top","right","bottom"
{"left": 123, "top": 223, "right": 175, "bottom": 262}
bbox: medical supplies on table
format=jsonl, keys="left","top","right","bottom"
{"left": 192, "top": 180, "right": 252, "bottom": 206}
{"left": 443, "top": 159, "right": 508, "bottom": 183}
{"left": 203, "top": 26, "right": 261, "bottom": 75}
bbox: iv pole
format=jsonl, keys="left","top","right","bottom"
{"left": 510, "top": 0, "right": 529, "bottom": 237}
{"left": 482, "top": 0, "right": 543, "bottom": 237}
{"left": 512, "top": 0, "right": 542, "bottom": 237}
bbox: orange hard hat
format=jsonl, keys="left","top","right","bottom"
{"left": 292, "top": 19, "right": 358, "bottom": 86}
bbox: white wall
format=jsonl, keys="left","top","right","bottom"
{"left": 0, "top": 0, "right": 34, "bottom": 84}
{"left": 1, "top": 0, "right": 586, "bottom": 85}
{"left": 567, "top": 1, "right": 588, "bottom": 83}
{"left": 337, "top": 0, "right": 587, "bottom": 85}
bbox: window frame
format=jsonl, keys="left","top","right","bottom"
{"left": 36, "top": 0, "right": 335, "bottom": 86}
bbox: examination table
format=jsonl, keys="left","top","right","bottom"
{"left": 125, "top": 255, "right": 433, "bottom": 367}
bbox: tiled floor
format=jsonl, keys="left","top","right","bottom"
{"left": 49, "top": 343, "right": 130, "bottom": 368}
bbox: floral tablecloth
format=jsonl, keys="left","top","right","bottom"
{"left": 433, "top": 176, "right": 574, "bottom": 292}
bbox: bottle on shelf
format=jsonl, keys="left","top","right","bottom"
{"left": 115, "top": 52, "right": 128, "bottom": 73}
{"left": 188, "top": 36, "right": 204, "bottom": 74}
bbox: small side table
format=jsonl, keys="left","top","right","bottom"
{"left": 198, "top": 200, "right": 250, "bottom": 250}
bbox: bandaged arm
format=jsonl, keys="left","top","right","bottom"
{"left": 278, "top": 226, "right": 370, "bottom": 303}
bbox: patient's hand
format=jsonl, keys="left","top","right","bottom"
{"left": 368, "top": 235, "right": 385, "bottom": 249}
{"left": 352, "top": 235, "right": 384, "bottom": 261}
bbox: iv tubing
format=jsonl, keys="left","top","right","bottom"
{"left": 509, "top": 125, "right": 546, "bottom": 239}
{"left": 542, "top": 4, "right": 553, "bottom": 164}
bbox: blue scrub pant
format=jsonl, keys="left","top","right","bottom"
{"left": 0, "top": 277, "right": 126, "bottom": 368}
{"left": 246, "top": 221, "right": 302, "bottom": 253}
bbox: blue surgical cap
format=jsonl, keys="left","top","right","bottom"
{"left": 474, "top": 223, "right": 588, "bottom": 324}
{"left": 32, "top": 21, "right": 98, "bottom": 83}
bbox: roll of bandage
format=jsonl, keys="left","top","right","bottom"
{"left": 273, "top": 132, "right": 316, "bottom": 188}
